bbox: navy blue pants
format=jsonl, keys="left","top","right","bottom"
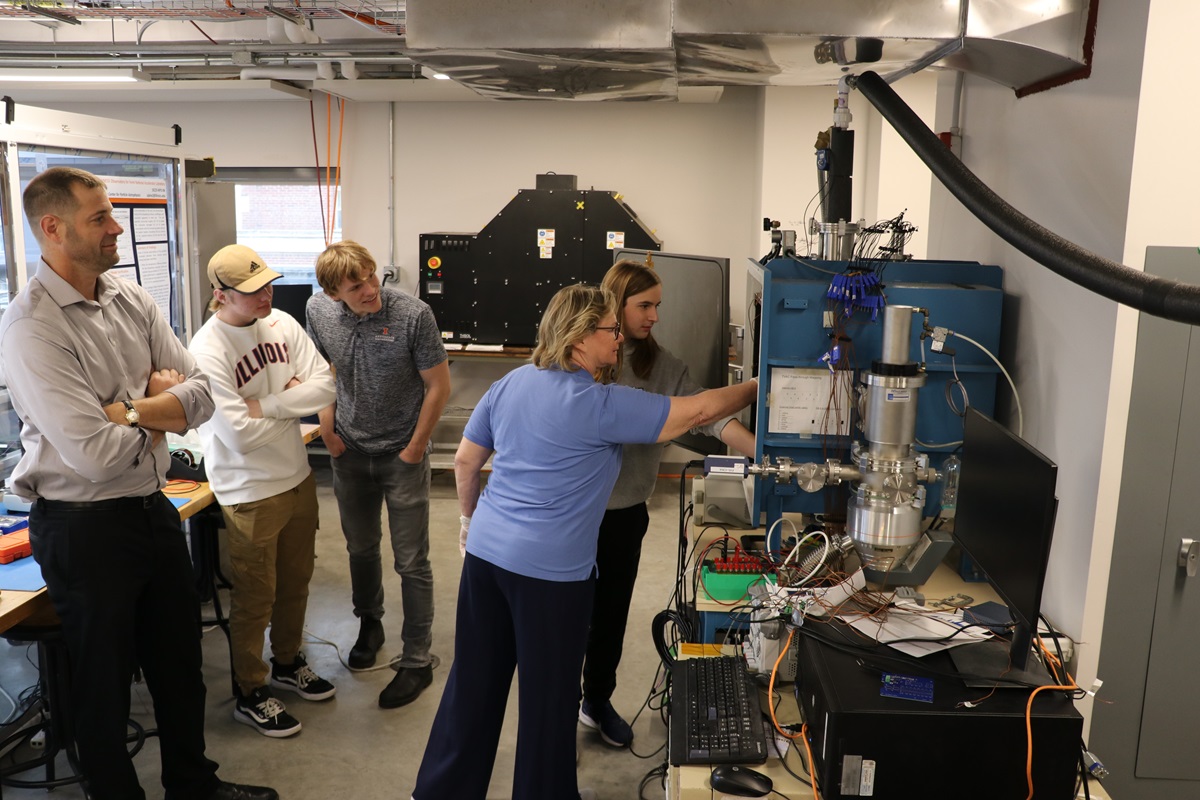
{"left": 414, "top": 553, "right": 595, "bottom": 800}
{"left": 582, "top": 502, "right": 650, "bottom": 706}
{"left": 29, "top": 493, "right": 220, "bottom": 800}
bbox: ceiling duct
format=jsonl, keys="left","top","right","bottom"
{"left": 0, "top": 1, "right": 1095, "bottom": 100}
{"left": 406, "top": 0, "right": 1095, "bottom": 101}
{"left": 406, "top": 0, "right": 678, "bottom": 101}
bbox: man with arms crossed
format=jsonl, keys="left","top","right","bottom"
{"left": 0, "top": 166, "right": 276, "bottom": 800}
{"left": 190, "top": 244, "right": 337, "bottom": 738}
{"left": 307, "top": 241, "right": 449, "bottom": 708}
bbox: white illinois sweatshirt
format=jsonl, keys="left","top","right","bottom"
{"left": 189, "top": 308, "right": 335, "bottom": 505}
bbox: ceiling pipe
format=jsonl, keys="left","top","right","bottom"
{"left": 851, "top": 70, "right": 1200, "bottom": 326}
{"left": 240, "top": 66, "right": 321, "bottom": 80}
{"left": 0, "top": 40, "right": 410, "bottom": 56}
{"left": 0, "top": 54, "right": 412, "bottom": 69}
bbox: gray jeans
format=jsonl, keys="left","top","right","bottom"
{"left": 330, "top": 447, "right": 434, "bottom": 667}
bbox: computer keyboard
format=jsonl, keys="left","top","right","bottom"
{"left": 669, "top": 655, "right": 769, "bottom": 766}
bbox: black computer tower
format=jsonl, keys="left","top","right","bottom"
{"left": 795, "top": 633, "right": 1083, "bottom": 798}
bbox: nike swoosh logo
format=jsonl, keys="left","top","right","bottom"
{"left": 269, "top": 320, "right": 280, "bottom": 327}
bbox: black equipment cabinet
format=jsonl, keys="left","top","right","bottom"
{"left": 795, "top": 632, "right": 1082, "bottom": 799}
{"left": 419, "top": 175, "right": 661, "bottom": 346}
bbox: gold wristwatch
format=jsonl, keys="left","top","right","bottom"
{"left": 122, "top": 400, "right": 140, "bottom": 428}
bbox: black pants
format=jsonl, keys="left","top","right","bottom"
{"left": 29, "top": 493, "right": 220, "bottom": 800}
{"left": 582, "top": 502, "right": 650, "bottom": 706}
{"left": 414, "top": 553, "right": 595, "bottom": 800}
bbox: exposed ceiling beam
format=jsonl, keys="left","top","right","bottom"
{"left": 20, "top": 3, "right": 81, "bottom": 25}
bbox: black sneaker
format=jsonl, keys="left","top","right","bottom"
{"left": 233, "top": 686, "right": 301, "bottom": 738}
{"left": 579, "top": 699, "right": 633, "bottom": 747}
{"left": 348, "top": 617, "right": 385, "bottom": 669}
{"left": 270, "top": 653, "right": 337, "bottom": 701}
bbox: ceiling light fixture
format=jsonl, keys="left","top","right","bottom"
{"left": 20, "top": 3, "right": 80, "bottom": 25}
{"left": 0, "top": 68, "right": 150, "bottom": 83}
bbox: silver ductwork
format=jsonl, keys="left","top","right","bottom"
{"left": 0, "top": 0, "right": 1096, "bottom": 98}
{"left": 406, "top": 0, "right": 1095, "bottom": 100}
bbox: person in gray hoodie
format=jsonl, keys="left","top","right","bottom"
{"left": 577, "top": 259, "right": 756, "bottom": 748}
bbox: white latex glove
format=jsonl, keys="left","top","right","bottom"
{"left": 459, "top": 515, "right": 470, "bottom": 558}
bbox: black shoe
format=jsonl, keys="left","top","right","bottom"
{"left": 270, "top": 653, "right": 337, "bottom": 701}
{"left": 205, "top": 781, "right": 280, "bottom": 800}
{"left": 233, "top": 686, "right": 302, "bottom": 738}
{"left": 348, "top": 617, "right": 385, "bottom": 669}
{"left": 579, "top": 699, "right": 634, "bottom": 747}
{"left": 379, "top": 664, "right": 432, "bottom": 709}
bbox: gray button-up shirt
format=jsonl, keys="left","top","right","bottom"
{"left": 0, "top": 261, "right": 213, "bottom": 502}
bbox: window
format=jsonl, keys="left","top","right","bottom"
{"left": 214, "top": 168, "right": 342, "bottom": 290}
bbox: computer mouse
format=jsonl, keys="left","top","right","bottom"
{"left": 709, "top": 764, "right": 773, "bottom": 797}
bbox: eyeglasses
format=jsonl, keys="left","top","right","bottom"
{"left": 595, "top": 322, "right": 622, "bottom": 340}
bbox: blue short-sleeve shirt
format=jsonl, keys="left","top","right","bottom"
{"left": 464, "top": 365, "right": 670, "bottom": 581}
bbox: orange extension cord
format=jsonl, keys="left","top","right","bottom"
{"left": 310, "top": 94, "right": 346, "bottom": 247}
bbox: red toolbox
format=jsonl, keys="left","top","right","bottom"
{"left": 0, "top": 528, "right": 32, "bottom": 564}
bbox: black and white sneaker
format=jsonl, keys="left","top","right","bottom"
{"left": 233, "top": 686, "right": 302, "bottom": 738}
{"left": 270, "top": 653, "right": 337, "bottom": 701}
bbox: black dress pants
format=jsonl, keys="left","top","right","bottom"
{"left": 29, "top": 493, "right": 220, "bottom": 800}
{"left": 582, "top": 502, "right": 650, "bottom": 705}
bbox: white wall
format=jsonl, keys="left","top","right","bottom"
{"left": 70, "top": 90, "right": 765, "bottom": 318}
{"left": 924, "top": 1, "right": 1151, "bottom": 726}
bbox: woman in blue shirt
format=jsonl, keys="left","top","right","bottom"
{"left": 412, "top": 284, "right": 757, "bottom": 800}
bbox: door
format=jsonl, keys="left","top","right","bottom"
{"left": 1093, "top": 246, "right": 1200, "bottom": 796}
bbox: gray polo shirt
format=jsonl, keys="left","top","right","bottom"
{"left": 0, "top": 261, "right": 214, "bottom": 502}
{"left": 306, "top": 287, "right": 447, "bottom": 456}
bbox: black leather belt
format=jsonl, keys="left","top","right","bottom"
{"left": 37, "top": 492, "right": 162, "bottom": 512}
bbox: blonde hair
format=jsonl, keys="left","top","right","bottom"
{"left": 531, "top": 284, "right": 616, "bottom": 374}
{"left": 601, "top": 259, "right": 662, "bottom": 380}
{"left": 315, "top": 240, "right": 377, "bottom": 295}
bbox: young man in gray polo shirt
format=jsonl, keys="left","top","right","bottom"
{"left": 307, "top": 241, "right": 450, "bottom": 709}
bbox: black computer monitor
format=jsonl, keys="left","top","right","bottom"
{"left": 272, "top": 283, "right": 315, "bottom": 329}
{"left": 952, "top": 406, "right": 1059, "bottom": 672}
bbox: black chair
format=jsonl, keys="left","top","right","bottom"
{"left": 0, "top": 622, "right": 150, "bottom": 797}
{"left": 0, "top": 622, "right": 86, "bottom": 792}
{"left": 188, "top": 505, "right": 237, "bottom": 696}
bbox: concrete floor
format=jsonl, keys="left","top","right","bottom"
{"left": 0, "top": 459, "right": 684, "bottom": 800}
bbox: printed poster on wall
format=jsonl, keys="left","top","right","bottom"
{"left": 102, "top": 175, "right": 173, "bottom": 321}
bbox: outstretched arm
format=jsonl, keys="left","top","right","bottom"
{"left": 658, "top": 380, "right": 757, "bottom": 443}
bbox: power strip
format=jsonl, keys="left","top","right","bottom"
{"left": 1038, "top": 632, "right": 1075, "bottom": 665}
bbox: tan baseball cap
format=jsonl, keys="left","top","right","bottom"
{"left": 207, "top": 244, "right": 282, "bottom": 294}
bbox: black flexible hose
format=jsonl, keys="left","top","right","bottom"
{"left": 851, "top": 70, "right": 1200, "bottom": 326}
